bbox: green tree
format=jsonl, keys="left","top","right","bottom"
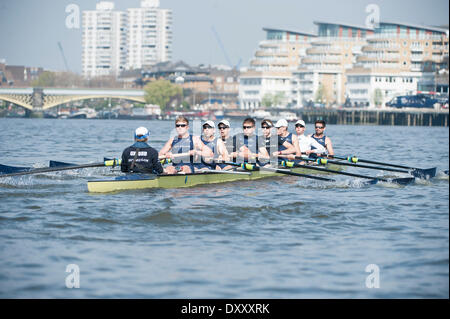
{"left": 31, "top": 71, "right": 57, "bottom": 87}
{"left": 31, "top": 71, "right": 84, "bottom": 88}
{"left": 315, "top": 83, "right": 326, "bottom": 104}
{"left": 261, "top": 93, "right": 274, "bottom": 108}
{"left": 144, "top": 80, "right": 183, "bottom": 111}
{"left": 373, "top": 88, "right": 383, "bottom": 108}
{"left": 273, "top": 92, "right": 285, "bottom": 107}
{"left": 181, "top": 100, "right": 191, "bottom": 110}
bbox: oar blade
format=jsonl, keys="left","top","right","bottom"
{"left": 49, "top": 160, "right": 76, "bottom": 167}
{"left": 0, "top": 164, "right": 31, "bottom": 174}
{"left": 411, "top": 167, "right": 437, "bottom": 179}
{"left": 364, "top": 179, "right": 379, "bottom": 186}
{"left": 392, "top": 177, "right": 416, "bottom": 186}
{"left": 366, "top": 177, "right": 415, "bottom": 186}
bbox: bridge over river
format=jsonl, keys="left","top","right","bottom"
{"left": 0, "top": 87, "right": 145, "bottom": 116}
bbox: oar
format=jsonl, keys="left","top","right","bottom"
{"left": 0, "top": 163, "right": 32, "bottom": 174}
{"left": 204, "top": 169, "right": 251, "bottom": 175}
{"left": 0, "top": 159, "right": 122, "bottom": 178}
{"left": 331, "top": 155, "right": 436, "bottom": 179}
{"left": 2, "top": 160, "right": 90, "bottom": 174}
{"left": 279, "top": 161, "right": 415, "bottom": 186}
{"left": 49, "top": 160, "right": 76, "bottom": 167}
{"left": 158, "top": 153, "right": 192, "bottom": 160}
{"left": 221, "top": 161, "right": 335, "bottom": 182}
{"left": 291, "top": 156, "right": 433, "bottom": 179}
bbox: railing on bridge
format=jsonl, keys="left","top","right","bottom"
{"left": 0, "top": 87, "right": 145, "bottom": 111}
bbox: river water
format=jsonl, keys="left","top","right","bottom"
{"left": 0, "top": 118, "right": 448, "bottom": 298}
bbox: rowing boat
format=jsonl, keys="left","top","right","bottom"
{"left": 87, "top": 164, "right": 342, "bottom": 193}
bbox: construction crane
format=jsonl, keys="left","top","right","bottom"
{"left": 211, "top": 26, "right": 241, "bottom": 70}
{"left": 57, "top": 41, "right": 70, "bottom": 72}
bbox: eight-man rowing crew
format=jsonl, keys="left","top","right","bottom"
{"left": 120, "top": 116, "right": 335, "bottom": 175}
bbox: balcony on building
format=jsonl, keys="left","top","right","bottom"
{"left": 306, "top": 47, "right": 341, "bottom": 55}
{"left": 411, "top": 54, "right": 424, "bottom": 62}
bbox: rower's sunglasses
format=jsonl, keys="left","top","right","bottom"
{"left": 203, "top": 125, "right": 213, "bottom": 129}
{"left": 243, "top": 126, "right": 254, "bottom": 129}
{"left": 218, "top": 126, "right": 228, "bottom": 130}
{"left": 175, "top": 123, "right": 187, "bottom": 127}
{"left": 315, "top": 126, "right": 324, "bottom": 129}
{"left": 295, "top": 124, "right": 305, "bottom": 128}
{"left": 261, "top": 126, "right": 271, "bottom": 129}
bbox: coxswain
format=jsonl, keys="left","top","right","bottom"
{"left": 159, "top": 116, "right": 213, "bottom": 174}
{"left": 310, "top": 120, "right": 334, "bottom": 157}
{"left": 121, "top": 127, "right": 164, "bottom": 174}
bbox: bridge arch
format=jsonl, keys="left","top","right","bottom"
{"left": 42, "top": 95, "right": 146, "bottom": 110}
{"left": 0, "top": 94, "right": 147, "bottom": 111}
{"left": 0, "top": 95, "right": 33, "bottom": 110}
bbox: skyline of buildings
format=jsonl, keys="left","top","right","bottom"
{"left": 240, "top": 20, "right": 448, "bottom": 109}
{"left": 81, "top": 0, "right": 172, "bottom": 79}
{"left": 1, "top": 1, "right": 448, "bottom": 109}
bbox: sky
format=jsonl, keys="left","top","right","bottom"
{"left": 0, "top": 0, "right": 448, "bottom": 73}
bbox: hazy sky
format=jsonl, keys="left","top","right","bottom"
{"left": 0, "top": 0, "right": 448, "bottom": 73}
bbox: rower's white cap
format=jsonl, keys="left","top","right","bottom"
{"left": 295, "top": 119, "right": 306, "bottom": 127}
{"left": 275, "top": 119, "right": 288, "bottom": 128}
{"left": 203, "top": 120, "right": 215, "bottom": 128}
{"left": 218, "top": 119, "right": 230, "bottom": 127}
{"left": 135, "top": 126, "right": 149, "bottom": 139}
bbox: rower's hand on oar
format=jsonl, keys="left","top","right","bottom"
{"left": 285, "top": 154, "right": 296, "bottom": 160}
{"left": 164, "top": 152, "right": 173, "bottom": 160}
{"left": 189, "top": 149, "right": 203, "bottom": 157}
{"left": 229, "top": 152, "right": 238, "bottom": 159}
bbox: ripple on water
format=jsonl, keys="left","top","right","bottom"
{"left": 0, "top": 120, "right": 448, "bottom": 298}
{"left": 134, "top": 210, "right": 181, "bottom": 225}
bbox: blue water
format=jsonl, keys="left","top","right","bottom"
{"left": 0, "top": 118, "right": 448, "bottom": 298}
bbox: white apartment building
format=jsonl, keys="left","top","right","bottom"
{"left": 240, "top": 28, "right": 315, "bottom": 109}
{"left": 239, "top": 70, "right": 293, "bottom": 109}
{"left": 127, "top": 0, "right": 172, "bottom": 69}
{"left": 82, "top": 0, "right": 172, "bottom": 79}
{"left": 292, "top": 21, "right": 373, "bottom": 108}
{"left": 346, "top": 22, "right": 449, "bottom": 107}
{"left": 82, "top": 2, "right": 127, "bottom": 78}
{"left": 346, "top": 69, "right": 420, "bottom": 107}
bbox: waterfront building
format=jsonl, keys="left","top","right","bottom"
{"left": 346, "top": 22, "right": 449, "bottom": 107}
{"left": 139, "top": 60, "right": 212, "bottom": 92}
{"left": 0, "top": 62, "right": 44, "bottom": 86}
{"left": 292, "top": 21, "right": 373, "bottom": 108}
{"left": 82, "top": 2, "right": 127, "bottom": 79}
{"left": 126, "top": 0, "right": 172, "bottom": 69}
{"left": 239, "top": 27, "right": 316, "bottom": 110}
{"left": 82, "top": 1, "right": 172, "bottom": 79}
{"left": 208, "top": 66, "right": 240, "bottom": 109}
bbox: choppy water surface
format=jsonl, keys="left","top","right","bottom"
{"left": 0, "top": 118, "right": 448, "bottom": 298}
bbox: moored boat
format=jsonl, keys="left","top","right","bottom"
{"left": 87, "top": 164, "right": 342, "bottom": 193}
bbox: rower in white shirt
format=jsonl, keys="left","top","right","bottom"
{"left": 293, "top": 120, "right": 327, "bottom": 158}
